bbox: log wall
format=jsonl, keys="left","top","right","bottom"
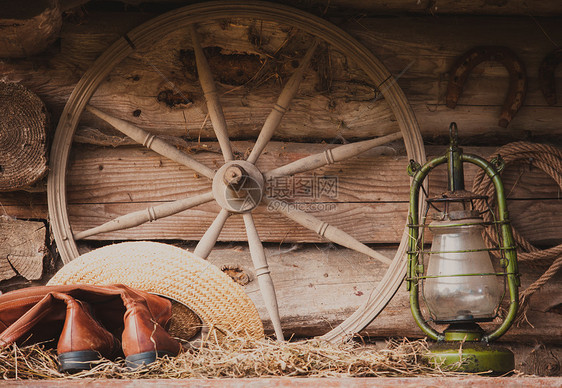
{"left": 0, "top": 1, "right": 561, "bottom": 353}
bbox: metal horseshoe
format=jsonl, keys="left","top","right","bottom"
{"left": 446, "top": 46, "right": 527, "bottom": 128}
{"left": 539, "top": 48, "right": 562, "bottom": 106}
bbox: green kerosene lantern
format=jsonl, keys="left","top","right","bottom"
{"left": 407, "top": 123, "right": 520, "bottom": 374}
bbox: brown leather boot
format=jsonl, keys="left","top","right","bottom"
{"left": 119, "top": 288, "right": 182, "bottom": 368}
{"left": 0, "top": 285, "right": 126, "bottom": 345}
{"left": 0, "top": 288, "right": 121, "bottom": 373}
{"left": 0, "top": 284, "right": 181, "bottom": 369}
{"left": 56, "top": 294, "right": 121, "bottom": 373}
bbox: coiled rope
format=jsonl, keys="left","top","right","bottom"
{"left": 472, "top": 141, "right": 562, "bottom": 319}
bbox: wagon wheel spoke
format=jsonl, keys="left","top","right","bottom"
{"left": 263, "top": 197, "right": 392, "bottom": 266}
{"left": 246, "top": 40, "right": 319, "bottom": 164}
{"left": 243, "top": 213, "right": 284, "bottom": 341}
{"left": 189, "top": 24, "right": 234, "bottom": 162}
{"left": 193, "top": 208, "right": 230, "bottom": 259}
{"left": 265, "top": 131, "right": 402, "bottom": 179}
{"left": 74, "top": 192, "right": 214, "bottom": 240}
{"left": 86, "top": 105, "right": 214, "bottom": 179}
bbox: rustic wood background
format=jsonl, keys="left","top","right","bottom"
{"left": 1, "top": 1, "right": 561, "bottom": 367}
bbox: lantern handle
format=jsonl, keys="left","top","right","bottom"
{"left": 407, "top": 154, "right": 448, "bottom": 341}
{"left": 461, "top": 153, "right": 519, "bottom": 342}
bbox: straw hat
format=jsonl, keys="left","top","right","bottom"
{"left": 48, "top": 241, "right": 264, "bottom": 340}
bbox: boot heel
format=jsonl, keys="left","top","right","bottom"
{"left": 58, "top": 350, "right": 99, "bottom": 373}
{"left": 125, "top": 350, "right": 174, "bottom": 369}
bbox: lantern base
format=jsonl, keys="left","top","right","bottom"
{"left": 424, "top": 342, "right": 514, "bottom": 375}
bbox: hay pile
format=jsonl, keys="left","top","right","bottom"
{"left": 0, "top": 337, "right": 463, "bottom": 380}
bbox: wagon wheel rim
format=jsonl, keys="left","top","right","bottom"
{"left": 47, "top": 1, "right": 425, "bottom": 343}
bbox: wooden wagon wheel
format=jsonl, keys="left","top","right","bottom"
{"left": 48, "top": 1, "right": 425, "bottom": 343}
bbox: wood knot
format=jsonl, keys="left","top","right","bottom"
{"left": 220, "top": 264, "right": 250, "bottom": 286}
{"left": 157, "top": 89, "right": 192, "bottom": 108}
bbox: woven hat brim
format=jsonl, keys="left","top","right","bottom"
{"left": 47, "top": 241, "right": 264, "bottom": 340}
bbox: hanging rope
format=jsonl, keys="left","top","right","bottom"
{"left": 471, "top": 141, "right": 562, "bottom": 321}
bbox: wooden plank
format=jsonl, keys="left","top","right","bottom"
{"left": 204, "top": 244, "right": 562, "bottom": 342}
{"left": 65, "top": 198, "right": 562, "bottom": 245}
{"left": 67, "top": 201, "right": 409, "bottom": 244}
{"left": 65, "top": 142, "right": 410, "bottom": 204}
{"left": 65, "top": 143, "right": 562, "bottom": 203}
{"left": 0, "top": 191, "right": 47, "bottom": 219}
{"left": 205, "top": 244, "right": 393, "bottom": 337}
{"left": 1, "top": 140, "right": 559, "bottom": 245}
{"left": 59, "top": 142, "right": 562, "bottom": 245}
{"left": 5, "top": 376, "right": 562, "bottom": 387}
{"left": 3, "top": 141, "right": 560, "bottom": 221}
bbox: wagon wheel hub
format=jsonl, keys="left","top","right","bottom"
{"left": 213, "top": 161, "right": 264, "bottom": 213}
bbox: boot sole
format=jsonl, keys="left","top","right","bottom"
{"left": 125, "top": 350, "right": 175, "bottom": 369}
{"left": 58, "top": 350, "right": 100, "bottom": 373}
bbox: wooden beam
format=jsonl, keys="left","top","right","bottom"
{"left": 0, "top": 0, "right": 62, "bottom": 58}
{"left": 65, "top": 0, "right": 562, "bottom": 17}
{"left": 1, "top": 13, "right": 562, "bottom": 144}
